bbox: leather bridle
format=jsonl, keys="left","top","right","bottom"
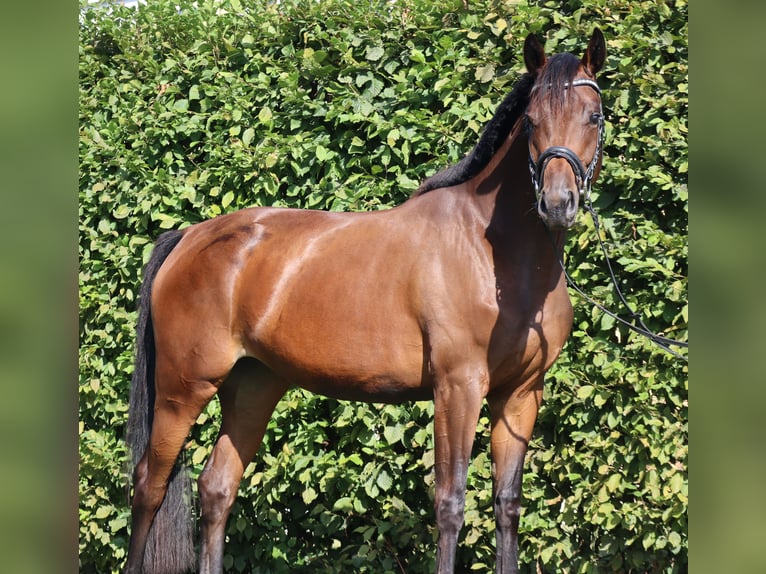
{"left": 527, "top": 78, "right": 604, "bottom": 202}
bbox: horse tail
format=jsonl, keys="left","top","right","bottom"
{"left": 126, "top": 229, "right": 196, "bottom": 574}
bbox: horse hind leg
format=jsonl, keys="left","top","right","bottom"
{"left": 126, "top": 359, "right": 223, "bottom": 574}
{"left": 198, "top": 358, "right": 289, "bottom": 574}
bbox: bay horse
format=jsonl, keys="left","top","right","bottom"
{"left": 125, "top": 29, "right": 606, "bottom": 574}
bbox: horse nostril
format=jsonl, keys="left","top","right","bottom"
{"left": 538, "top": 196, "right": 548, "bottom": 215}
{"left": 567, "top": 190, "right": 576, "bottom": 211}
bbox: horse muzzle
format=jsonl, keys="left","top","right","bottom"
{"left": 537, "top": 185, "right": 578, "bottom": 230}
{"left": 532, "top": 147, "right": 588, "bottom": 229}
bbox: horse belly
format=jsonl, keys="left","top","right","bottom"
{"left": 247, "top": 311, "right": 429, "bottom": 403}
{"left": 233, "top": 219, "right": 429, "bottom": 402}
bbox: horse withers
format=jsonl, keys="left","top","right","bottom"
{"left": 125, "top": 28, "right": 606, "bottom": 574}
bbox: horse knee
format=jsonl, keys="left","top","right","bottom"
{"left": 435, "top": 493, "right": 466, "bottom": 535}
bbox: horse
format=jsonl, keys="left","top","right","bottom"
{"left": 124, "top": 28, "right": 607, "bottom": 574}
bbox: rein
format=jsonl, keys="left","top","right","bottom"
{"left": 552, "top": 201, "right": 689, "bottom": 361}
{"left": 528, "top": 78, "right": 604, "bottom": 202}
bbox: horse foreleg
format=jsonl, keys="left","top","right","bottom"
{"left": 488, "top": 380, "right": 543, "bottom": 574}
{"left": 432, "top": 367, "right": 486, "bottom": 574}
{"left": 198, "top": 360, "right": 288, "bottom": 574}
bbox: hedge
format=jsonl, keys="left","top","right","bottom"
{"left": 79, "top": 0, "right": 687, "bottom": 572}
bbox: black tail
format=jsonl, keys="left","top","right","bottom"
{"left": 126, "top": 229, "right": 195, "bottom": 574}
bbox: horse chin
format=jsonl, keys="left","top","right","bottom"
{"left": 538, "top": 210, "right": 577, "bottom": 232}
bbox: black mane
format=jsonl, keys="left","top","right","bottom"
{"left": 414, "top": 73, "right": 535, "bottom": 195}
{"left": 414, "top": 53, "right": 581, "bottom": 195}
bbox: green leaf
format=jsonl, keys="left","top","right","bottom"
{"left": 383, "top": 424, "right": 402, "bottom": 444}
{"left": 386, "top": 128, "right": 400, "bottom": 148}
{"left": 258, "top": 106, "right": 273, "bottom": 124}
{"left": 332, "top": 497, "right": 354, "bottom": 513}
{"left": 377, "top": 469, "right": 393, "bottom": 492}
{"left": 192, "top": 446, "right": 208, "bottom": 465}
{"left": 668, "top": 530, "right": 683, "bottom": 552}
{"left": 669, "top": 471, "right": 684, "bottom": 494}
{"left": 365, "top": 45, "right": 385, "bottom": 61}
{"left": 302, "top": 487, "right": 318, "bottom": 505}
{"left": 593, "top": 390, "right": 608, "bottom": 408}
{"left": 475, "top": 64, "right": 495, "bottom": 83}
{"left": 315, "top": 145, "right": 334, "bottom": 162}
{"left": 604, "top": 512, "right": 621, "bottom": 530}
{"left": 109, "top": 515, "right": 127, "bottom": 532}
{"left": 606, "top": 474, "right": 622, "bottom": 493}
{"left": 410, "top": 49, "right": 425, "bottom": 64}
{"left": 242, "top": 127, "right": 255, "bottom": 146}
{"left": 642, "top": 530, "right": 657, "bottom": 550}
{"left": 153, "top": 212, "right": 180, "bottom": 230}
{"left": 113, "top": 204, "right": 131, "bottom": 219}
{"left": 600, "top": 312, "right": 616, "bottom": 331}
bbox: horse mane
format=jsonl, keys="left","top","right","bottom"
{"left": 414, "top": 53, "right": 582, "bottom": 196}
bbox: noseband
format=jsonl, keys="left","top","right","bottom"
{"left": 527, "top": 78, "right": 604, "bottom": 202}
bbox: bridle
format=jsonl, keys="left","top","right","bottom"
{"left": 527, "top": 78, "right": 604, "bottom": 202}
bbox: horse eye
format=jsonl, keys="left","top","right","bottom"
{"left": 523, "top": 115, "right": 534, "bottom": 132}
{"left": 589, "top": 112, "right": 603, "bottom": 125}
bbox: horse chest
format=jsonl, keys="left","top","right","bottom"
{"left": 487, "top": 283, "right": 573, "bottom": 384}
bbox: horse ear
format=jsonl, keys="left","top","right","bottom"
{"left": 524, "top": 33, "right": 546, "bottom": 75}
{"left": 582, "top": 28, "right": 606, "bottom": 76}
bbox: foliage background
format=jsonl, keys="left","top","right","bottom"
{"left": 78, "top": 0, "right": 687, "bottom": 572}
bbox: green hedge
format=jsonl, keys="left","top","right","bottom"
{"left": 79, "top": 0, "right": 687, "bottom": 572}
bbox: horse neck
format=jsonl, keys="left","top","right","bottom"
{"left": 468, "top": 124, "right": 568, "bottom": 274}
